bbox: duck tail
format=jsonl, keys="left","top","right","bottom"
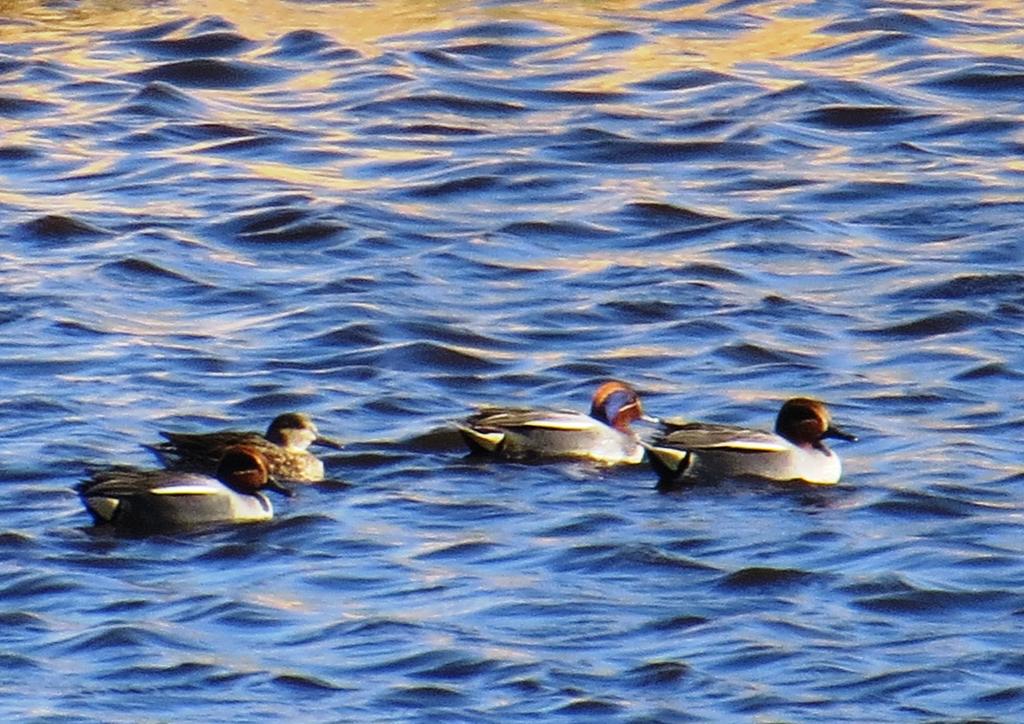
{"left": 642, "top": 442, "right": 692, "bottom": 480}
{"left": 454, "top": 423, "right": 506, "bottom": 455}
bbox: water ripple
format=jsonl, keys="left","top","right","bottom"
{"left": 1, "top": 0, "right": 1023, "bottom": 721}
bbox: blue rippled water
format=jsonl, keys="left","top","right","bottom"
{"left": 1, "top": 0, "right": 1023, "bottom": 720}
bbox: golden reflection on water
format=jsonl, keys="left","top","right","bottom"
{"left": 0, "top": 0, "right": 853, "bottom": 83}
{"left": 4, "top": 0, "right": 1022, "bottom": 100}
{"left": 5, "top": 0, "right": 1024, "bottom": 224}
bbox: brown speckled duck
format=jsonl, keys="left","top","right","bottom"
{"left": 149, "top": 412, "right": 341, "bottom": 482}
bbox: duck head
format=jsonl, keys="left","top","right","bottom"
{"left": 775, "top": 398, "right": 856, "bottom": 450}
{"left": 217, "top": 445, "right": 293, "bottom": 497}
{"left": 589, "top": 380, "right": 646, "bottom": 432}
{"left": 265, "top": 412, "right": 343, "bottom": 451}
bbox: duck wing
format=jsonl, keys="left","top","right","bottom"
{"left": 149, "top": 430, "right": 267, "bottom": 469}
{"left": 78, "top": 468, "right": 211, "bottom": 497}
{"left": 656, "top": 422, "right": 789, "bottom": 452}
{"left": 464, "top": 407, "right": 597, "bottom": 432}
{"left": 159, "top": 430, "right": 264, "bottom": 449}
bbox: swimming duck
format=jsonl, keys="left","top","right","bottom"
{"left": 78, "top": 445, "right": 293, "bottom": 530}
{"left": 455, "top": 380, "right": 651, "bottom": 464}
{"left": 645, "top": 397, "right": 856, "bottom": 486}
{"left": 149, "top": 412, "right": 341, "bottom": 482}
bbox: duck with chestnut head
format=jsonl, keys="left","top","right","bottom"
{"left": 455, "top": 380, "right": 653, "bottom": 465}
{"left": 79, "top": 445, "right": 293, "bottom": 530}
{"left": 645, "top": 398, "right": 856, "bottom": 486}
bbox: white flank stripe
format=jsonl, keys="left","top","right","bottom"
{"left": 522, "top": 419, "right": 595, "bottom": 431}
{"left": 706, "top": 440, "right": 789, "bottom": 452}
{"left": 151, "top": 485, "right": 218, "bottom": 495}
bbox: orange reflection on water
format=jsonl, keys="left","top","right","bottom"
{"left": 4, "top": 0, "right": 1024, "bottom": 218}
{"left": 3, "top": 0, "right": 1023, "bottom": 83}
{"left": 0, "top": 0, "right": 868, "bottom": 88}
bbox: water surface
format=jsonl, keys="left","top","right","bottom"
{"left": 1, "top": 0, "right": 1023, "bottom": 720}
